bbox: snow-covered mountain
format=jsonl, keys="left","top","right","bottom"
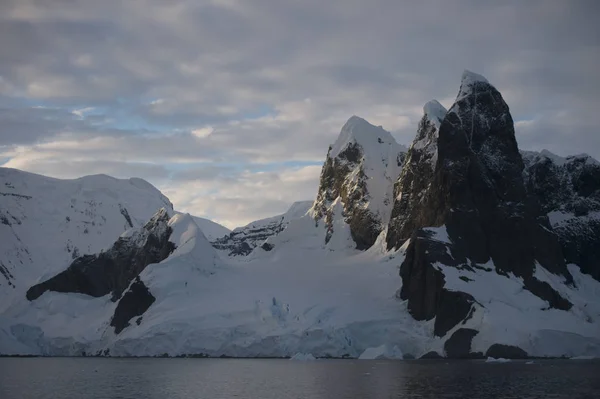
{"left": 311, "top": 116, "right": 406, "bottom": 249}
{"left": 1, "top": 71, "right": 599, "bottom": 359}
{"left": 212, "top": 201, "right": 312, "bottom": 256}
{"left": 0, "top": 168, "right": 174, "bottom": 310}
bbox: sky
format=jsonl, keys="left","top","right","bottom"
{"left": 1, "top": 0, "right": 599, "bottom": 229}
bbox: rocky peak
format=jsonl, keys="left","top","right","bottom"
{"left": 393, "top": 71, "right": 574, "bottom": 342}
{"left": 387, "top": 100, "right": 447, "bottom": 248}
{"left": 312, "top": 116, "right": 406, "bottom": 250}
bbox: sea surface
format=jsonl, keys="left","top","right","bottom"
{"left": 1, "top": 358, "right": 599, "bottom": 399}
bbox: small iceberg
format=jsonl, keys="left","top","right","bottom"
{"left": 570, "top": 355, "right": 596, "bottom": 360}
{"left": 290, "top": 353, "right": 316, "bottom": 361}
{"left": 358, "top": 344, "right": 403, "bottom": 360}
{"left": 485, "top": 357, "right": 511, "bottom": 363}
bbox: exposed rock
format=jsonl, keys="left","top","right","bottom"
{"left": 399, "top": 229, "right": 476, "bottom": 337}
{"left": 388, "top": 100, "right": 447, "bottom": 249}
{"left": 394, "top": 71, "right": 573, "bottom": 337}
{"left": 311, "top": 116, "right": 406, "bottom": 249}
{"left": 419, "top": 351, "right": 443, "bottom": 359}
{"left": 485, "top": 344, "right": 528, "bottom": 359}
{"left": 212, "top": 201, "right": 311, "bottom": 256}
{"left": 444, "top": 328, "right": 482, "bottom": 359}
{"left": 110, "top": 277, "right": 155, "bottom": 334}
{"left": 26, "top": 208, "right": 175, "bottom": 302}
{"left": 523, "top": 151, "right": 600, "bottom": 281}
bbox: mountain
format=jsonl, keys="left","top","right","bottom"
{"left": 212, "top": 201, "right": 312, "bottom": 256}
{"left": 389, "top": 70, "right": 599, "bottom": 358}
{"left": 1, "top": 208, "right": 220, "bottom": 355}
{"left": 522, "top": 150, "right": 600, "bottom": 281}
{"left": 1, "top": 71, "right": 599, "bottom": 359}
{"left": 311, "top": 116, "right": 406, "bottom": 249}
{"left": 0, "top": 168, "right": 174, "bottom": 310}
{"left": 387, "top": 100, "right": 447, "bottom": 248}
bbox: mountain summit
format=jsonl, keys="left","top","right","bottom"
{"left": 311, "top": 115, "right": 406, "bottom": 249}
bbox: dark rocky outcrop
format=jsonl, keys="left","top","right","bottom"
{"left": 419, "top": 351, "right": 443, "bottom": 359}
{"left": 388, "top": 100, "right": 447, "bottom": 249}
{"left": 312, "top": 116, "right": 405, "bottom": 250}
{"left": 394, "top": 71, "right": 573, "bottom": 341}
{"left": 399, "top": 229, "right": 477, "bottom": 337}
{"left": 26, "top": 208, "right": 175, "bottom": 302}
{"left": 444, "top": 328, "right": 483, "bottom": 359}
{"left": 485, "top": 344, "right": 528, "bottom": 359}
{"left": 110, "top": 277, "right": 156, "bottom": 334}
{"left": 523, "top": 151, "right": 600, "bottom": 281}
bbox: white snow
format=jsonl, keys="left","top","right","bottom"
{"left": 423, "top": 100, "right": 447, "bottom": 130}
{"left": 190, "top": 216, "right": 230, "bottom": 241}
{"left": 485, "top": 357, "right": 511, "bottom": 363}
{"left": 290, "top": 353, "right": 316, "bottom": 361}
{"left": 455, "top": 70, "right": 491, "bottom": 102}
{"left": 0, "top": 167, "right": 173, "bottom": 311}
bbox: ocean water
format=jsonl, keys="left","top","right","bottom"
{"left": 1, "top": 358, "right": 599, "bottom": 398}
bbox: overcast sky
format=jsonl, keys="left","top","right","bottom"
{"left": 1, "top": 0, "right": 598, "bottom": 228}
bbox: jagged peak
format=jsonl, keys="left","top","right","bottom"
{"left": 143, "top": 208, "right": 171, "bottom": 230}
{"left": 456, "top": 69, "right": 493, "bottom": 101}
{"left": 330, "top": 115, "right": 399, "bottom": 159}
{"left": 423, "top": 100, "right": 447, "bottom": 130}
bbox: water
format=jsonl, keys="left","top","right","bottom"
{"left": 1, "top": 358, "right": 599, "bottom": 398}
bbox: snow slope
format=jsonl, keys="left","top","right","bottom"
{"left": 0, "top": 168, "right": 173, "bottom": 311}
{"left": 190, "top": 216, "right": 230, "bottom": 241}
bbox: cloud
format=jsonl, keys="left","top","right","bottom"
{"left": 1, "top": 0, "right": 599, "bottom": 226}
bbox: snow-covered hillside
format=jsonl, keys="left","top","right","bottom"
{"left": 1, "top": 70, "right": 600, "bottom": 359}
{"left": 191, "top": 216, "right": 230, "bottom": 241}
{"left": 0, "top": 168, "right": 174, "bottom": 311}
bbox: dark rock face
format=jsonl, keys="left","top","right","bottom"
{"left": 399, "top": 229, "right": 476, "bottom": 337}
{"left": 26, "top": 208, "right": 175, "bottom": 302}
{"left": 444, "top": 328, "right": 482, "bottom": 359}
{"left": 394, "top": 72, "right": 573, "bottom": 340}
{"left": 388, "top": 101, "right": 446, "bottom": 249}
{"left": 485, "top": 344, "right": 528, "bottom": 359}
{"left": 419, "top": 351, "right": 443, "bottom": 359}
{"left": 523, "top": 151, "right": 600, "bottom": 281}
{"left": 110, "top": 277, "right": 155, "bottom": 334}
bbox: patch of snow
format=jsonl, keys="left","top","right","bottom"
{"left": 486, "top": 357, "right": 511, "bottom": 363}
{"left": 456, "top": 70, "right": 490, "bottom": 101}
{"left": 423, "top": 226, "right": 451, "bottom": 244}
{"left": 423, "top": 100, "right": 447, "bottom": 130}
{"left": 570, "top": 355, "right": 597, "bottom": 360}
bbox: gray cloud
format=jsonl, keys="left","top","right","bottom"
{"left": 1, "top": 0, "right": 599, "bottom": 226}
